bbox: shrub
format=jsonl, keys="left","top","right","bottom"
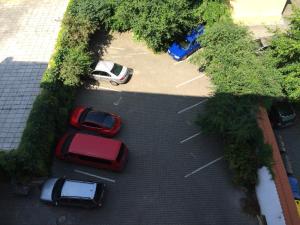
{"left": 59, "top": 44, "right": 92, "bottom": 87}
{"left": 270, "top": 7, "right": 300, "bottom": 101}
{"left": 192, "top": 21, "right": 283, "bottom": 189}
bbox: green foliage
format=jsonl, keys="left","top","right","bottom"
{"left": 111, "top": 0, "right": 230, "bottom": 52}
{"left": 192, "top": 21, "right": 283, "bottom": 189}
{"left": 111, "top": 0, "right": 197, "bottom": 51}
{"left": 196, "top": 0, "right": 231, "bottom": 26}
{"left": 192, "top": 21, "right": 283, "bottom": 97}
{"left": 59, "top": 44, "right": 92, "bottom": 87}
{"left": 270, "top": 7, "right": 300, "bottom": 101}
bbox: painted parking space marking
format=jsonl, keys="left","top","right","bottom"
{"left": 113, "top": 96, "right": 123, "bottom": 106}
{"left": 180, "top": 131, "right": 201, "bottom": 144}
{"left": 110, "top": 52, "right": 148, "bottom": 58}
{"left": 74, "top": 169, "right": 116, "bottom": 183}
{"left": 173, "top": 60, "right": 185, "bottom": 65}
{"left": 175, "top": 74, "right": 205, "bottom": 88}
{"left": 184, "top": 156, "right": 224, "bottom": 178}
{"left": 110, "top": 46, "right": 125, "bottom": 50}
{"left": 177, "top": 99, "right": 208, "bottom": 114}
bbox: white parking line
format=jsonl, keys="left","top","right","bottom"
{"left": 173, "top": 60, "right": 185, "bottom": 65}
{"left": 177, "top": 99, "right": 208, "bottom": 114}
{"left": 175, "top": 74, "right": 205, "bottom": 88}
{"left": 113, "top": 96, "right": 123, "bottom": 106}
{"left": 180, "top": 131, "right": 202, "bottom": 144}
{"left": 110, "top": 47, "right": 125, "bottom": 50}
{"left": 128, "top": 52, "right": 148, "bottom": 56}
{"left": 74, "top": 169, "right": 116, "bottom": 183}
{"left": 184, "top": 156, "right": 224, "bottom": 178}
{"left": 110, "top": 52, "right": 148, "bottom": 58}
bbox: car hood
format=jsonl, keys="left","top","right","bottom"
{"left": 168, "top": 42, "right": 186, "bottom": 58}
{"left": 40, "top": 178, "right": 58, "bottom": 202}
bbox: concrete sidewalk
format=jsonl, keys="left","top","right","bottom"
{"left": 0, "top": 0, "right": 68, "bottom": 151}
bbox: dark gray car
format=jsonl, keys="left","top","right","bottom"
{"left": 40, "top": 178, "right": 105, "bottom": 208}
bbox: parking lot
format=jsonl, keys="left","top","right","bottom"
{"left": 0, "top": 32, "right": 257, "bottom": 225}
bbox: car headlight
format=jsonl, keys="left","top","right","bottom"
{"left": 174, "top": 55, "right": 180, "bottom": 59}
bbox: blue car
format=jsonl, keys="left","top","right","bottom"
{"left": 168, "top": 24, "right": 205, "bottom": 61}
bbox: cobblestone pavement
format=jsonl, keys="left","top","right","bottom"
{"left": 0, "top": 0, "right": 68, "bottom": 150}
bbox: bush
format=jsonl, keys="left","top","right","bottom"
{"left": 270, "top": 7, "right": 300, "bottom": 101}
{"left": 59, "top": 44, "right": 92, "bottom": 87}
{"left": 111, "top": 0, "right": 230, "bottom": 52}
{"left": 192, "top": 21, "right": 283, "bottom": 189}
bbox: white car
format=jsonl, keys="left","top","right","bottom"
{"left": 90, "top": 60, "right": 132, "bottom": 86}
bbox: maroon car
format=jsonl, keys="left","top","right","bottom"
{"left": 70, "top": 106, "right": 121, "bottom": 137}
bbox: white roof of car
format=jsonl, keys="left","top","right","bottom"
{"left": 61, "top": 180, "right": 97, "bottom": 199}
{"left": 95, "top": 60, "right": 114, "bottom": 72}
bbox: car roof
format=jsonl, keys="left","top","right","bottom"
{"left": 95, "top": 60, "right": 114, "bottom": 72}
{"left": 186, "top": 24, "right": 204, "bottom": 42}
{"left": 69, "top": 133, "right": 121, "bottom": 160}
{"left": 61, "top": 179, "right": 97, "bottom": 199}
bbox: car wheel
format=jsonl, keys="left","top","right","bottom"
{"left": 110, "top": 81, "right": 119, "bottom": 86}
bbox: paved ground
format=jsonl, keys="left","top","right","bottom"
{"left": 0, "top": 32, "right": 257, "bottom": 225}
{"left": 0, "top": 0, "right": 68, "bottom": 150}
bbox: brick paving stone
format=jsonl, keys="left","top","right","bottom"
{"left": 0, "top": 0, "right": 69, "bottom": 151}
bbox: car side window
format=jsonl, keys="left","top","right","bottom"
{"left": 91, "top": 71, "right": 102, "bottom": 75}
{"left": 99, "top": 71, "right": 110, "bottom": 77}
{"left": 82, "top": 122, "right": 100, "bottom": 128}
{"left": 78, "top": 155, "right": 112, "bottom": 164}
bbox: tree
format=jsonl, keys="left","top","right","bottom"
{"left": 271, "top": 7, "right": 300, "bottom": 101}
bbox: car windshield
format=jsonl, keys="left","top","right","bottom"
{"left": 111, "top": 63, "right": 123, "bottom": 76}
{"left": 85, "top": 111, "right": 115, "bottom": 129}
{"left": 179, "top": 39, "right": 190, "bottom": 50}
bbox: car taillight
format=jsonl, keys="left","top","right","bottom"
{"left": 120, "top": 75, "right": 126, "bottom": 81}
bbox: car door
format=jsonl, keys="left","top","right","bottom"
{"left": 91, "top": 71, "right": 111, "bottom": 81}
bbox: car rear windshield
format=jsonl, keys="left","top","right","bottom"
{"left": 85, "top": 111, "right": 115, "bottom": 129}
{"left": 61, "top": 134, "right": 75, "bottom": 155}
{"left": 111, "top": 63, "right": 123, "bottom": 75}
{"left": 52, "top": 178, "right": 65, "bottom": 200}
{"left": 79, "top": 108, "right": 90, "bottom": 123}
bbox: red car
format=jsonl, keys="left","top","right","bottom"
{"left": 55, "top": 132, "right": 129, "bottom": 172}
{"left": 70, "top": 106, "right": 121, "bottom": 137}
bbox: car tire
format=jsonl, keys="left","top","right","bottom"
{"left": 110, "top": 81, "right": 119, "bottom": 86}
